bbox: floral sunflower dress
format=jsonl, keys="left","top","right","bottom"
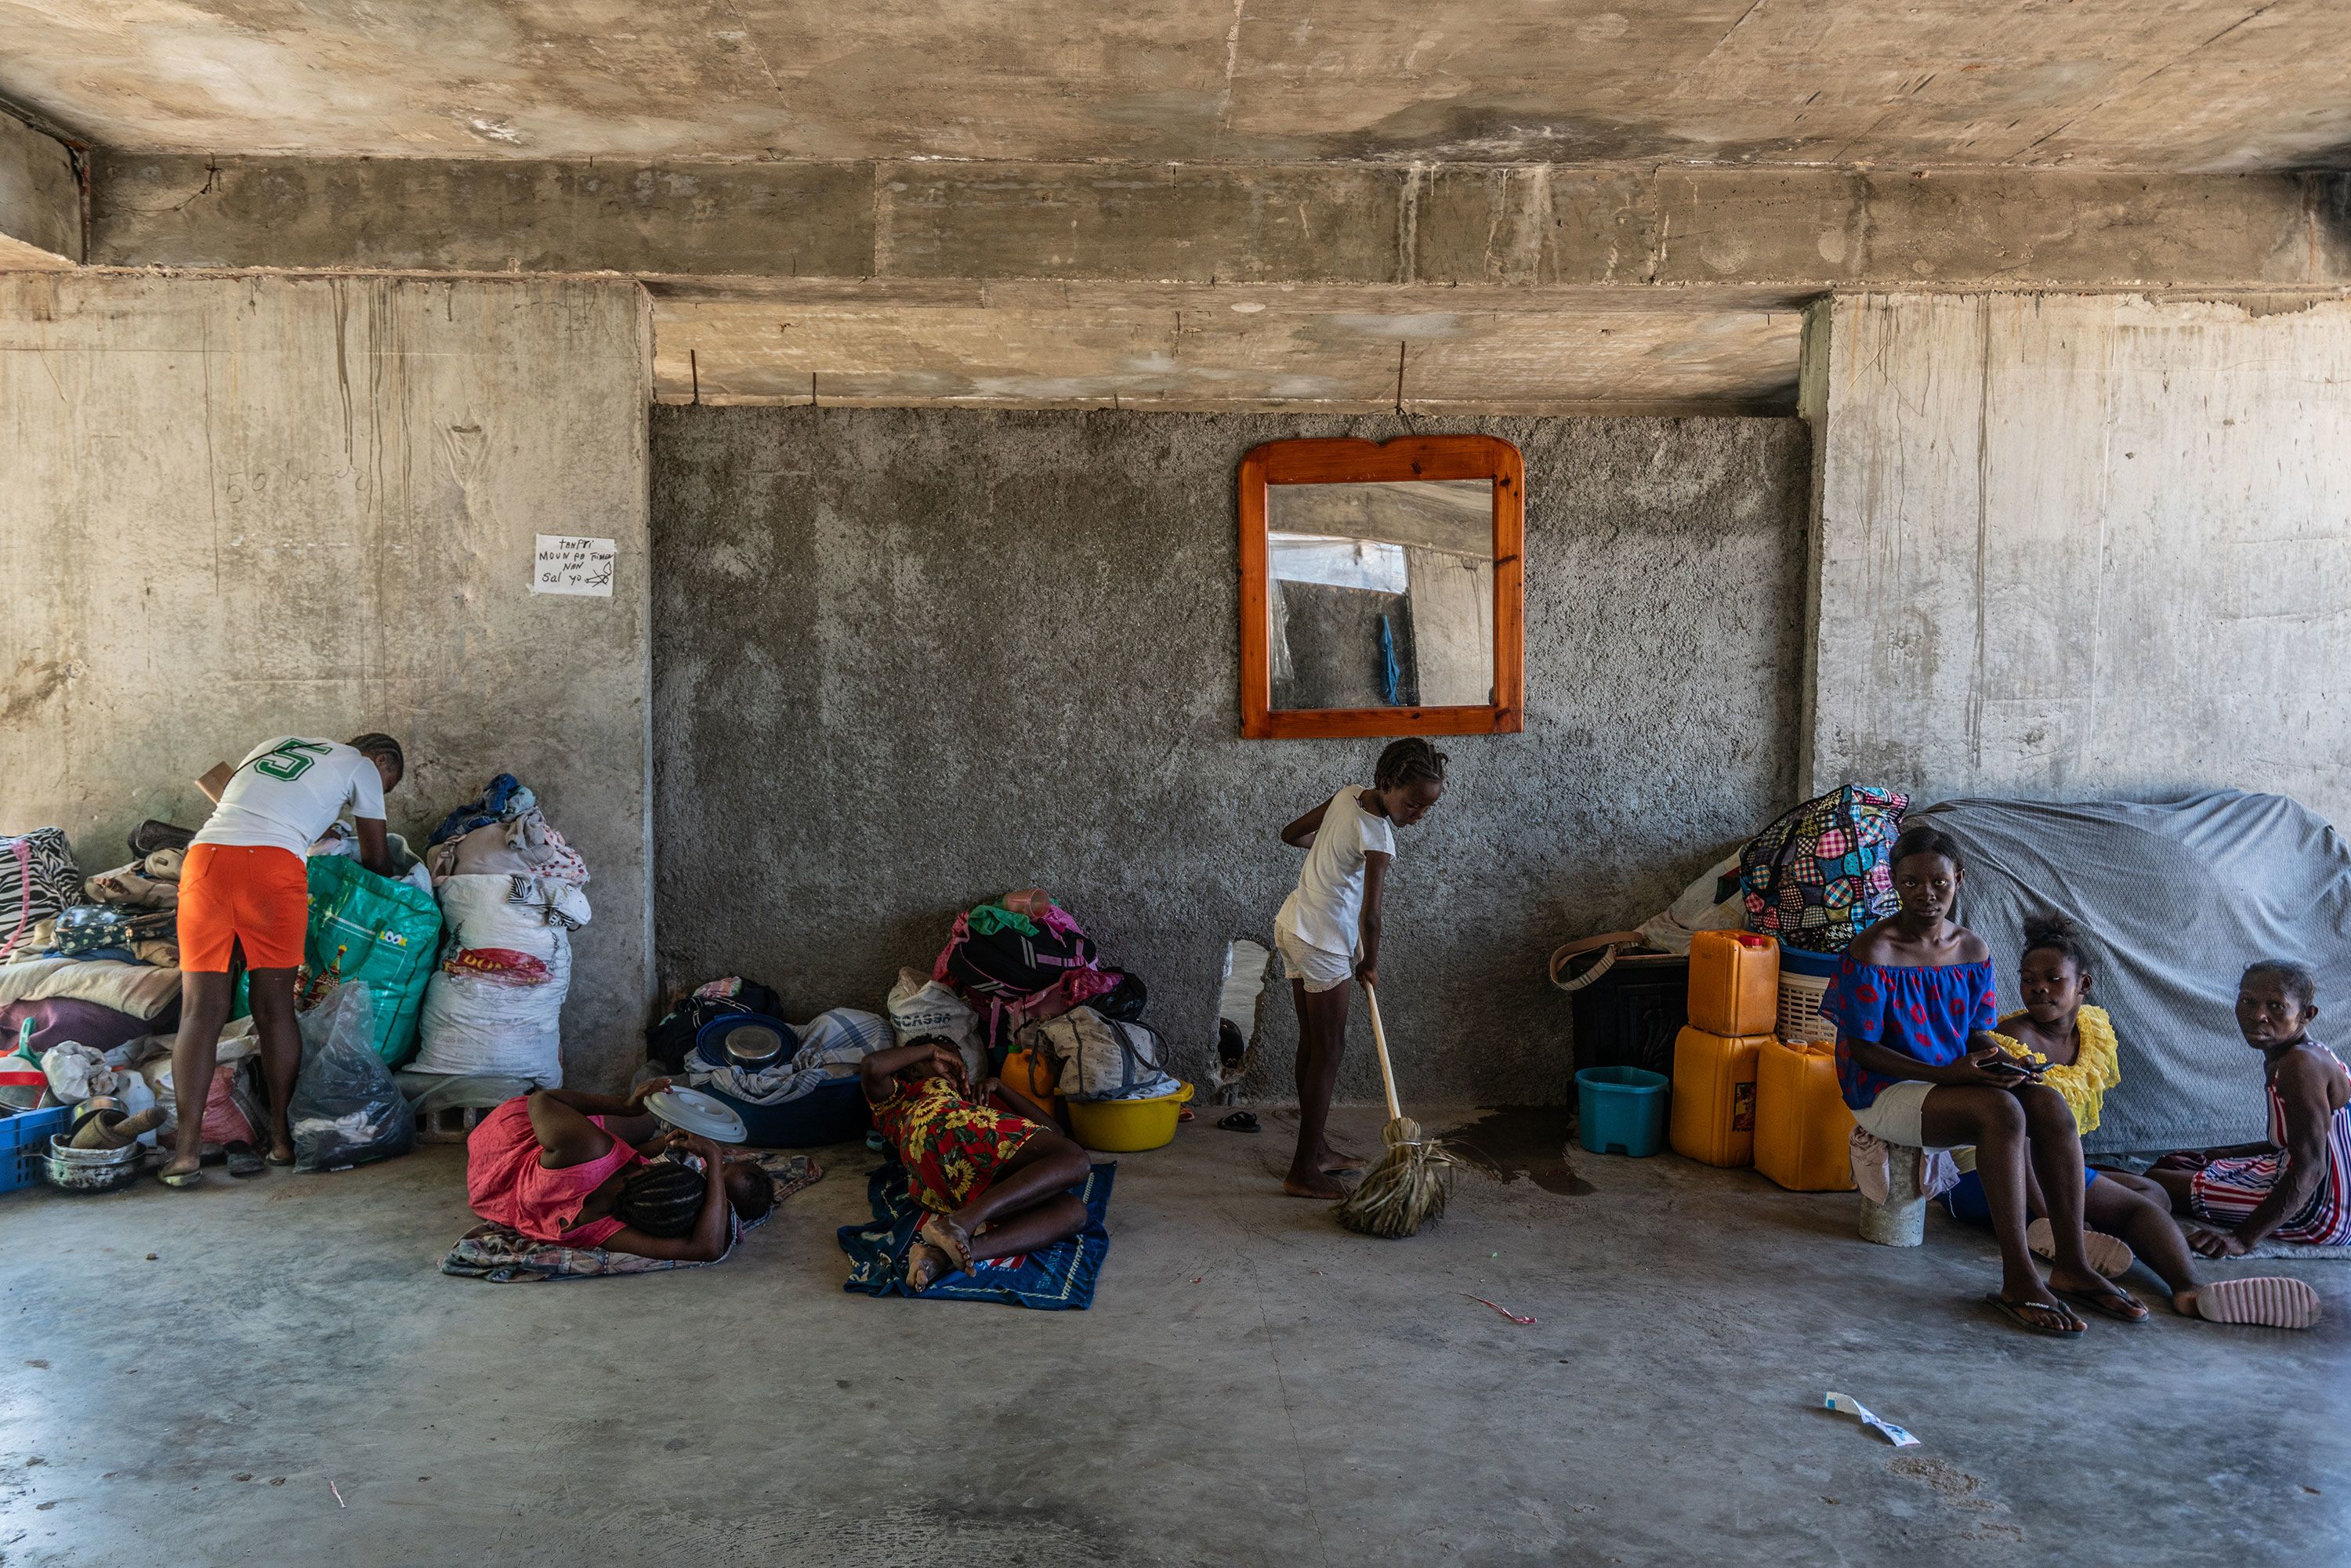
{"left": 869, "top": 1074, "right": 1044, "bottom": 1214}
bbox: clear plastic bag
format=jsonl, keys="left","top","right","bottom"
{"left": 289, "top": 983, "right": 416, "bottom": 1173}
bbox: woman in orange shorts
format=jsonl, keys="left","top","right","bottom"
{"left": 163, "top": 734, "right": 407, "bottom": 1186}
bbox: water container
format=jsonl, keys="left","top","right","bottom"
{"left": 1686, "top": 930, "right": 1779, "bottom": 1037}
{"left": 1753, "top": 1037, "right": 1857, "bottom": 1191}
{"left": 1575, "top": 1066, "right": 1668, "bottom": 1157}
{"left": 1669, "top": 1025, "right": 1766, "bottom": 1167}
{"left": 1776, "top": 944, "right": 1842, "bottom": 1044}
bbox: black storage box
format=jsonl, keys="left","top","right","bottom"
{"left": 1567, "top": 951, "right": 1688, "bottom": 1081}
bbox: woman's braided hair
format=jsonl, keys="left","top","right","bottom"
{"left": 615, "top": 1158, "right": 708, "bottom": 1237}
{"left": 1374, "top": 738, "right": 1449, "bottom": 791}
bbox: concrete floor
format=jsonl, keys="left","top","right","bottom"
{"left": 3, "top": 1105, "right": 2346, "bottom": 1567}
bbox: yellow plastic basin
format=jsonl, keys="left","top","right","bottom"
{"left": 1065, "top": 1081, "right": 1194, "bottom": 1152}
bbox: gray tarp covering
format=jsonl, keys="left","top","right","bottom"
{"left": 1919, "top": 791, "right": 2350, "bottom": 1154}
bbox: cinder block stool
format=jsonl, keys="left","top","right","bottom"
{"left": 1858, "top": 1143, "right": 1929, "bottom": 1247}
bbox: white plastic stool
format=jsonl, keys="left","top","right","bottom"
{"left": 1858, "top": 1143, "right": 1928, "bottom": 1247}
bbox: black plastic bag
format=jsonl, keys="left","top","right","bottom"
{"left": 289, "top": 983, "right": 416, "bottom": 1173}
{"left": 1092, "top": 969, "right": 1148, "bottom": 1022}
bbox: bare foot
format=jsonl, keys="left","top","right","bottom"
{"left": 905, "top": 1240, "right": 953, "bottom": 1293}
{"left": 1317, "top": 1145, "right": 1369, "bottom": 1174}
{"left": 1283, "top": 1170, "right": 1348, "bottom": 1199}
{"left": 917, "top": 1212, "right": 973, "bottom": 1273}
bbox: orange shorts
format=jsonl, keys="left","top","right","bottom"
{"left": 176, "top": 844, "right": 310, "bottom": 973}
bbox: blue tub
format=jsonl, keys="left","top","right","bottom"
{"left": 699, "top": 1074, "right": 872, "bottom": 1149}
{"left": 1575, "top": 1066, "right": 1669, "bottom": 1157}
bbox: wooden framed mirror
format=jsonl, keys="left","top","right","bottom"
{"left": 1239, "top": 435, "right": 1524, "bottom": 740}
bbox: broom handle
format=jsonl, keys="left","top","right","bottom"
{"left": 1364, "top": 983, "right": 1403, "bottom": 1123}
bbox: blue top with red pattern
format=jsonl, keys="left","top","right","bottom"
{"left": 1820, "top": 956, "right": 1998, "bottom": 1110}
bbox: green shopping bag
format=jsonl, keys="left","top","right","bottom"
{"left": 239, "top": 856, "right": 442, "bottom": 1067}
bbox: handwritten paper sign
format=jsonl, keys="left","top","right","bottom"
{"left": 531, "top": 534, "right": 617, "bottom": 597}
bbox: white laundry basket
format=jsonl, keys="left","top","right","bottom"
{"left": 1776, "top": 944, "right": 1842, "bottom": 1043}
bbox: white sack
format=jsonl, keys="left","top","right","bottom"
{"left": 408, "top": 874, "right": 571, "bottom": 1085}
{"left": 886, "top": 967, "right": 985, "bottom": 1085}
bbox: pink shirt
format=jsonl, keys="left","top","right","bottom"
{"left": 465, "top": 1099, "right": 642, "bottom": 1246}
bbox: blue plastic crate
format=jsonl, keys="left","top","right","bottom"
{"left": 1, "top": 1106, "right": 70, "bottom": 1195}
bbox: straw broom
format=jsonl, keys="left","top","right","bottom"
{"left": 1335, "top": 983, "right": 1465, "bottom": 1237}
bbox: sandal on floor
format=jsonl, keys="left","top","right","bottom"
{"left": 1983, "top": 1292, "right": 2086, "bottom": 1336}
{"left": 916, "top": 1213, "right": 973, "bottom": 1275}
{"left": 223, "top": 1142, "right": 264, "bottom": 1179}
{"left": 264, "top": 1150, "right": 295, "bottom": 1168}
{"left": 2027, "top": 1217, "right": 2135, "bottom": 1279}
{"left": 158, "top": 1167, "right": 204, "bottom": 1190}
{"left": 1216, "top": 1111, "right": 1261, "bottom": 1135}
{"left": 2055, "top": 1281, "right": 2150, "bottom": 1324}
{"left": 2193, "top": 1276, "right": 2324, "bottom": 1329}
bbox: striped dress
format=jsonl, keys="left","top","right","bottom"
{"left": 2188, "top": 1042, "right": 2351, "bottom": 1246}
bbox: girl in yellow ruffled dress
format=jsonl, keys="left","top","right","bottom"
{"left": 1942, "top": 914, "right": 2318, "bottom": 1327}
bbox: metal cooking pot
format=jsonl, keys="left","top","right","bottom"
{"left": 721, "top": 1024, "right": 789, "bottom": 1074}
{"left": 42, "top": 1134, "right": 146, "bottom": 1195}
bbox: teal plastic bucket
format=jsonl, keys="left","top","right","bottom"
{"left": 1575, "top": 1066, "right": 1669, "bottom": 1157}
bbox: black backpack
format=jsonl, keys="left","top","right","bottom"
{"left": 940, "top": 920, "right": 1098, "bottom": 1002}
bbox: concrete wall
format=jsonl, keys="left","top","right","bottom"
{"left": 652, "top": 407, "right": 1809, "bottom": 1103}
{"left": 0, "top": 109, "right": 78, "bottom": 266}
{"left": 0, "top": 272, "right": 654, "bottom": 1088}
{"left": 1806, "top": 292, "right": 2351, "bottom": 828}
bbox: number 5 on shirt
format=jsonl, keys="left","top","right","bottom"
{"left": 250, "top": 740, "right": 331, "bottom": 782}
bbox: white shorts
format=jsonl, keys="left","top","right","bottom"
{"left": 1275, "top": 928, "right": 1355, "bottom": 994}
{"left": 1849, "top": 1080, "right": 1938, "bottom": 1147}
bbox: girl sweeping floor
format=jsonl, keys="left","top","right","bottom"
{"left": 1272, "top": 738, "right": 1447, "bottom": 1199}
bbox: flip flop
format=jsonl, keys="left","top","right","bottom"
{"left": 2193, "top": 1276, "right": 2323, "bottom": 1329}
{"left": 263, "top": 1150, "right": 295, "bottom": 1168}
{"left": 223, "top": 1142, "right": 265, "bottom": 1179}
{"left": 916, "top": 1212, "right": 973, "bottom": 1275}
{"left": 2028, "top": 1218, "right": 2136, "bottom": 1280}
{"left": 1983, "top": 1291, "right": 2086, "bottom": 1336}
{"left": 1216, "top": 1111, "right": 1261, "bottom": 1135}
{"left": 2055, "top": 1281, "right": 2150, "bottom": 1324}
{"left": 158, "top": 1167, "right": 204, "bottom": 1190}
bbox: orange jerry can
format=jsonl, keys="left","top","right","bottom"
{"left": 1669, "top": 1025, "right": 1766, "bottom": 1167}
{"left": 1686, "top": 929, "right": 1780, "bottom": 1037}
{"left": 1754, "top": 1037, "right": 1857, "bottom": 1192}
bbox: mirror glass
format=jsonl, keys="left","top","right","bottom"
{"left": 1265, "top": 479, "right": 1495, "bottom": 712}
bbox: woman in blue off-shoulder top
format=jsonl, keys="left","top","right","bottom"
{"left": 1820, "top": 826, "right": 2146, "bottom": 1335}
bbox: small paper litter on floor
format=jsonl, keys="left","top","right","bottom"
{"left": 329, "top": 1479, "right": 346, "bottom": 1507}
{"left": 1824, "top": 1392, "right": 1918, "bottom": 1447}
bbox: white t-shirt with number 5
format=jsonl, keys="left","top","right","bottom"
{"left": 191, "top": 737, "right": 389, "bottom": 859}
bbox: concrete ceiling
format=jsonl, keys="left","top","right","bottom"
{"left": 4, "top": 0, "right": 2349, "bottom": 171}
{"left": 648, "top": 281, "right": 1808, "bottom": 411}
